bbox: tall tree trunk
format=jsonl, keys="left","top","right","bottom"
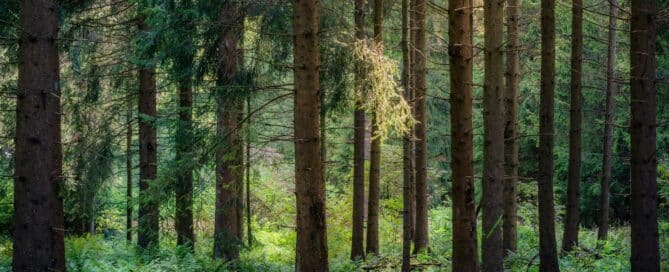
{"left": 13, "top": 0, "right": 65, "bottom": 269}
{"left": 482, "top": 0, "right": 505, "bottom": 270}
{"left": 562, "top": 0, "right": 583, "bottom": 252}
{"left": 598, "top": 0, "right": 617, "bottom": 241}
{"left": 538, "top": 0, "right": 560, "bottom": 270}
{"left": 175, "top": 0, "right": 196, "bottom": 250}
{"left": 409, "top": 0, "right": 418, "bottom": 237}
{"left": 351, "top": 0, "right": 366, "bottom": 260}
{"left": 366, "top": 0, "right": 384, "bottom": 256}
{"left": 246, "top": 96, "right": 253, "bottom": 246}
{"left": 213, "top": 1, "right": 244, "bottom": 261}
{"left": 293, "top": 0, "right": 328, "bottom": 270}
{"left": 449, "top": 0, "right": 478, "bottom": 270}
{"left": 401, "top": 0, "right": 414, "bottom": 270}
{"left": 137, "top": 17, "right": 159, "bottom": 250}
{"left": 126, "top": 98, "right": 133, "bottom": 243}
{"left": 630, "top": 0, "right": 658, "bottom": 270}
{"left": 412, "top": 0, "right": 429, "bottom": 254}
{"left": 503, "top": 0, "right": 520, "bottom": 256}
{"left": 176, "top": 79, "right": 194, "bottom": 249}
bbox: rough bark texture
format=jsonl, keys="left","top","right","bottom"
{"left": 214, "top": 1, "right": 244, "bottom": 261}
{"left": 409, "top": 0, "right": 417, "bottom": 237}
{"left": 503, "top": 0, "right": 520, "bottom": 256}
{"left": 137, "top": 17, "right": 159, "bottom": 250}
{"left": 538, "top": 0, "right": 560, "bottom": 270}
{"left": 412, "top": 0, "right": 429, "bottom": 254}
{"left": 482, "top": 0, "right": 505, "bottom": 270}
{"left": 13, "top": 0, "right": 66, "bottom": 269}
{"left": 126, "top": 99, "right": 133, "bottom": 243}
{"left": 562, "top": 0, "right": 582, "bottom": 252}
{"left": 449, "top": 0, "right": 478, "bottom": 270}
{"left": 351, "top": 0, "right": 366, "bottom": 260}
{"left": 366, "top": 0, "right": 383, "bottom": 256}
{"left": 630, "top": 0, "right": 659, "bottom": 270}
{"left": 598, "top": 0, "right": 617, "bottom": 241}
{"left": 293, "top": 0, "right": 328, "bottom": 270}
{"left": 401, "top": 0, "right": 413, "bottom": 270}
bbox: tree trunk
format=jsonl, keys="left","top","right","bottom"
{"left": 449, "top": 0, "right": 478, "bottom": 270}
{"left": 366, "top": 0, "right": 384, "bottom": 256}
{"left": 598, "top": 0, "right": 617, "bottom": 241}
{"left": 503, "top": 0, "right": 520, "bottom": 256}
{"left": 401, "top": 0, "right": 413, "bottom": 270}
{"left": 12, "top": 0, "right": 66, "bottom": 269}
{"left": 126, "top": 98, "right": 133, "bottom": 243}
{"left": 351, "top": 0, "right": 366, "bottom": 260}
{"left": 409, "top": 0, "right": 418, "bottom": 238}
{"left": 246, "top": 96, "right": 253, "bottom": 246}
{"left": 538, "top": 0, "right": 560, "bottom": 270}
{"left": 293, "top": 0, "right": 328, "bottom": 270}
{"left": 412, "top": 0, "right": 429, "bottom": 254}
{"left": 214, "top": 1, "right": 244, "bottom": 261}
{"left": 562, "top": 0, "right": 583, "bottom": 252}
{"left": 630, "top": 0, "right": 659, "bottom": 270}
{"left": 137, "top": 17, "right": 159, "bottom": 250}
{"left": 482, "top": 0, "right": 505, "bottom": 270}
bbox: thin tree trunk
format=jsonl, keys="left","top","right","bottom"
{"left": 176, "top": 79, "right": 194, "bottom": 249}
{"left": 137, "top": 16, "right": 159, "bottom": 250}
{"left": 126, "top": 98, "right": 133, "bottom": 243}
{"left": 13, "top": 0, "right": 65, "bottom": 269}
{"left": 449, "top": 0, "right": 478, "bottom": 270}
{"left": 401, "top": 0, "right": 413, "bottom": 270}
{"left": 503, "top": 0, "right": 520, "bottom": 256}
{"left": 412, "top": 0, "right": 429, "bottom": 254}
{"left": 366, "top": 0, "right": 384, "bottom": 256}
{"left": 246, "top": 96, "right": 253, "bottom": 246}
{"left": 293, "top": 0, "right": 328, "bottom": 270}
{"left": 562, "top": 0, "right": 583, "bottom": 252}
{"left": 213, "top": 1, "right": 244, "bottom": 261}
{"left": 409, "top": 0, "right": 418, "bottom": 237}
{"left": 630, "top": 0, "right": 659, "bottom": 270}
{"left": 598, "top": 0, "right": 617, "bottom": 241}
{"left": 539, "top": 0, "right": 560, "bottom": 269}
{"left": 482, "top": 0, "right": 505, "bottom": 270}
{"left": 351, "top": 0, "right": 366, "bottom": 260}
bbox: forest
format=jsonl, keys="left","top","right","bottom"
{"left": 0, "top": 0, "right": 668, "bottom": 271}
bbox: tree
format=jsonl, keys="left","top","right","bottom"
{"left": 630, "top": 0, "right": 659, "bottom": 270}
{"left": 12, "top": 0, "right": 66, "bottom": 269}
{"left": 137, "top": 14, "right": 159, "bottom": 250}
{"left": 598, "top": 0, "right": 617, "bottom": 241}
{"left": 126, "top": 97, "right": 133, "bottom": 243}
{"left": 482, "top": 0, "right": 505, "bottom": 269}
{"left": 503, "top": 0, "right": 521, "bottom": 255}
{"left": 538, "top": 0, "right": 560, "bottom": 269}
{"left": 214, "top": 0, "right": 245, "bottom": 261}
{"left": 366, "top": 0, "right": 383, "bottom": 256}
{"left": 401, "top": 0, "right": 413, "bottom": 269}
{"left": 449, "top": 0, "right": 478, "bottom": 270}
{"left": 412, "top": 0, "right": 429, "bottom": 254}
{"left": 174, "top": 0, "right": 196, "bottom": 249}
{"left": 562, "top": 0, "right": 582, "bottom": 252}
{"left": 293, "top": 0, "right": 328, "bottom": 270}
{"left": 351, "top": 0, "right": 366, "bottom": 260}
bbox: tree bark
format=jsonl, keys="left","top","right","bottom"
{"left": 213, "top": 1, "right": 244, "bottom": 261}
{"left": 246, "top": 96, "right": 253, "bottom": 246}
{"left": 13, "top": 0, "right": 66, "bottom": 269}
{"left": 562, "top": 0, "right": 582, "bottom": 252}
{"left": 630, "top": 0, "right": 659, "bottom": 270}
{"left": 538, "top": 0, "right": 560, "bottom": 270}
{"left": 126, "top": 98, "right": 133, "bottom": 243}
{"left": 401, "top": 0, "right": 414, "bottom": 270}
{"left": 503, "top": 0, "right": 520, "bottom": 256}
{"left": 412, "top": 0, "right": 429, "bottom": 254}
{"left": 293, "top": 0, "right": 328, "bottom": 270}
{"left": 482, "top": 0, "right": 505, "bottom": 270}
{"left": 449, "top": 0, "right": 478, "bottom": 270}
{"left": 598, "top": 0, "right": 617, "bottom": 241}
{"left": 409, "top": 0, "right": 418, "bottom": 238}
{"left": 137, "top": 17, "right": 159, "bottom": 250}
{"left": 351, "top": 0, "right": 366, "bottom": 260}
{"left": 366, "top": 0, "right": 384, "bottom": 256}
